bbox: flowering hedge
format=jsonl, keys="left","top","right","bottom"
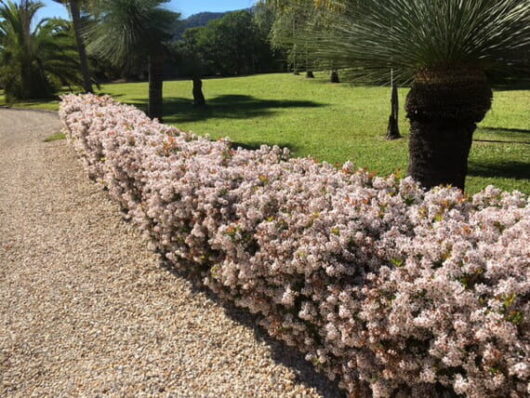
{"left": 59, "top": 94, "right": 529, "bottom": 398}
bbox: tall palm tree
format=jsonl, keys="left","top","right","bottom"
{"left": 306, "top": 0, "right": 530, "bottom": 190}
{"left": 53, "top": 0, "right": 93, "bottom": 93}
{"left": 86, "top": 0, "right": 178, "bottom": 120}
{"left": 0, "top": 0, "right": 82, "bottom": 101}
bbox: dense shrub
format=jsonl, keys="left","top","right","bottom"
{"left": 60, "top": 94, "right": 529, "bottom": 398}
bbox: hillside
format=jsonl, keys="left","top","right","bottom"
{"left": 175, "top": 11, "right": 230, "bottom": 37}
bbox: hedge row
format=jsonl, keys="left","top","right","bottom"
{"left": 60, "top": 94, "right": 529, "bottom": 398}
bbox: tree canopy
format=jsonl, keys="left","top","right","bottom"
{"left": 0, "top": 0, "right": 82, "bottom": 100}
{"left": 300, "top": 0, "right": 530, "bottom": 83}
{"left": 177, "top": 10, "right": 280, "bottom": 77}
{"left": 86, "top": 0, "right": 179, "bottom": 119}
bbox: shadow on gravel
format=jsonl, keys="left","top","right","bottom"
{"left": 157, "top": 259, "right": 346, "bottom": 398}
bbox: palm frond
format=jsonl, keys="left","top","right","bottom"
{"left": 301, "top": 0, "right": 530, "bottom": 83}
{"left": 85, "top": 0, "right": 178, "bottom": 67}
{"left": 0, "top": 0, "right": 82, "bottom": 100}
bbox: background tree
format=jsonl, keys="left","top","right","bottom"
{"left": 305, "top": 0, "right": 530, "bottom": 190}
{"left": 87, "top": 0, "right": 178, "bottom": 120}
{"left": 0, "top": 0, "right": 82, "bottom": 101}
{"left": 187, "top": 11, "right": 276, "bottom": 77}
{"left": 265, "top": 0, "right": 316, "bottom": 75}
{"left": 266, "top": 0, "right": 345, "bottom": 79}
{"left": 173, "top": 28, "right": 206, "bottom": 106}
{"left": 53, "top": 0, "right": 93, "bottom": 92}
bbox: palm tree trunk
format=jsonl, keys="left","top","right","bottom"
{"left": 192, "top": 76, "right": 205, "bottom": 107}
{"left": 148, "top": 53, "right": 164, "bottom": 121}
{"left": 305, "top": 48, "right": 313, "bottom": 78}
{"left": 386, "top": 82, "right": 401, "bottom": 140}
{"left": 330, "top": 69, "right": 340, "bottom": 83}
{"left": 292, "top": 45, "right": 299, "bottom": 75}
{"left": 69, "top": 0, "right": 93, "bottom": 93}
{"left": 406, "top": 69, "right": 492, "bottom": 190}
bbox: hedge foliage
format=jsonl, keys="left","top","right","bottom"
{"left": 60, "top": 94, "right": 529, "bottom": 398}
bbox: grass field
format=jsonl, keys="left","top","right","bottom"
{"left": 2, "top": 73, "right": 529, "bottom": 194}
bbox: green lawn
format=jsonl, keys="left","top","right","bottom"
{"left": 2, "top": 73, "right": 529, "bottom": 194}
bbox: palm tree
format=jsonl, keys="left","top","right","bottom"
{"left": 0, "top": 0, "right": 82, "bottom": 101}
{"left": 306, "top": 0, "right": 530, "bottom": 190}
{"left": 53, "top": 0, "right": 93, "bottom": 93}
{"left": 86, "top": 0, "right": 178, "bottom": 120}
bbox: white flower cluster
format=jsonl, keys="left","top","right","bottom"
{"left": 60, "top": 94, "right": 530, "bottom": 398}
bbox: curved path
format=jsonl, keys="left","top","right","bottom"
{"left": 0, "top": 109, "right": 342, "bottom": 397}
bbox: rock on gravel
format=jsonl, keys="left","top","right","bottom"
{"left": 0, "top": 109, "right": 343, "bottom": 398}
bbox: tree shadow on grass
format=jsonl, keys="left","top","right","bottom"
{"left": 97, "top": 92, "right": 125, "bottom": 99}
{"left": 480, "top": 127, "right": 530, "bottom": 134}
{"left": 130, "top": 94, "right": 326, "bottom": 124}
{"left": 157, "top": 259, "right": 345, "bottom": 398}
{"left": 474, "top": 139, "right": 530, "bottom": 145}
{"left": 468, "top": 161, "right": 530, "bottom": 180}
{"left": 491, "top": 78, "right": 530, "bottom": 91}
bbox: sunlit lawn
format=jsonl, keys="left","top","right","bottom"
{"left": 2, "top": 73, "right": 529, "bottom": 194}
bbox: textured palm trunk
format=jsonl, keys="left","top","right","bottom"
{"left": 386, "top": 83, "right": 401, "bottom": 140}
{"left": 148, "top": 53, "right": 164, "bottom": 121}
{"left": 21, "top": 63, "right": 33, "bottom": 99}
{"left": 192, "top": 76, "right": 205, "bottom": 107}
{"left": 406, "top": 69, "right": 492, "bottom": 190}
{"left": 69, "top": 0, "right": 93, "bottom": 93}
{"left": 330, "top": 69, "right": 340, "bottom": 83}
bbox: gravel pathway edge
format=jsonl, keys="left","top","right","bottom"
{"left": 0, "top": 109, "right": 343, "bottom": 398}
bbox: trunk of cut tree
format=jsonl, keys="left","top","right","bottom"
{"left": 148, "top": 53, "right": 164, "bottom": 121}
{"left": 330, "top": 69, "right": 340, "bottom": 83}
{"left": 293, "top": 45, "right": 299, "bottom": 75}
{"left": 305, "top": 48, "right": 313, "bottom": 78}
{"left": 69, "top": 0, "right": 93, "bottom": 93}
{"left": 386, "top": 82, "right": 401, "bottom": 140}
{"left": 192, "top": 76, "right": 205, "bottom": 107}
{"left": 406, "top": 69, "right": 492, "bottom": 190}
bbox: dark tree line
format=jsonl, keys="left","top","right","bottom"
{"left": 174, "top": 10, "right": 284, "bottom": 78}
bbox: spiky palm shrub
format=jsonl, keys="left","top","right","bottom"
{"left": 308, "top": 0, "right": 530, "bottom": 190}
{"left": 0, "top": 0, "right": 82, "bottom": 101}
{"left": 86, "top": 0, "right": 178, "bottom": 120}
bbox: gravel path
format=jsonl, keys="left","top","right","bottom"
{"left": 0, "top": 109, "right": 342, "bottom": 398}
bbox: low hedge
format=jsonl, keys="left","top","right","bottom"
{"left": 60, "top": 94, "right": 529, "bottom": 398}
